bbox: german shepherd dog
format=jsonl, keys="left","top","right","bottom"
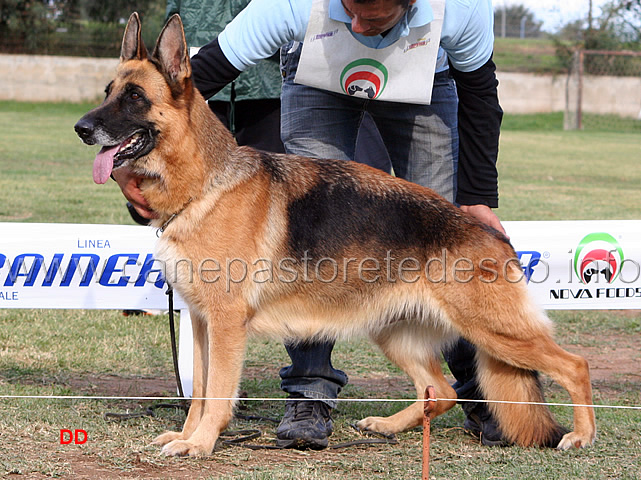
{"left": 75, "top": 13, "right": 596, "bottom": 456}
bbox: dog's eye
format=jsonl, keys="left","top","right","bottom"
{"left": 130, "top": 92, "right": 141, "bottom": 100}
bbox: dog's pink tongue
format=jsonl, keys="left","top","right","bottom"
{"left": 93, "top": 145, "right": 118, "bottom": 184}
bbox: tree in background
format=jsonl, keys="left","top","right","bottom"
{"left": 587, "top": 0, "right": 641, "bottom": 45}
{"left": 554, "top": 0, "right": 641, "bottom": 75}
{"left": 494, "top": 4, "right": 543, "bottom": 39}
{"left": 0, "top": 0, "right": 165, "bottom": 56}
{"left": 0, "top": 0, "right": 56, "bottom": 53}
{"left": 556, "top": 0, "right": 641, "bottom": 47}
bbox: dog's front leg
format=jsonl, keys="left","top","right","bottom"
{"left": 153, "top": 310, "right": 209, "bottom": 447}
{"left": 161, "top": 304, "right": 249, "bottom": 456}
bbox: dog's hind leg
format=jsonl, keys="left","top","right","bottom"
{"left": 356, "top": 322, "right": 457, "bottom": 434}
{"left": 153, "top": 309, "right": 209, "bottom": 447}
{"left": 465, "top": 298, "right": 596, "bottom": 449}
{"left": 161, "top": 303, "right": 250, "bottom": 456}
{"left": 540, "top": 345, "right": 595, "bottom": 450}
{"left": 477, "top": 334, "right": 595, "bottom": 449}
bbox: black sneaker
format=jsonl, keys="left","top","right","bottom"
{"left": 462, "top": 402, "right": 509, "bottom": 447}
{"left": 276, "top": 395, "right": 333, "bottom": 450}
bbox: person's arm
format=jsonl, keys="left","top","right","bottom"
{"left": 451, "top": 57, "right": 505, "bottom": 235}
{"left": 191, "top": 38, "right": 243, "bottom": 100}
{"left": 449, "top": 56, "right": 502, "bottom": 209}
{"left": 440, "top": 0, "right": 505, "bottom": 234}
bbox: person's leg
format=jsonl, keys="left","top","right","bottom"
{"left": 280, "top": 89, "right": 362, "bottom": 160}
{"left": 276, "top": 341, "right": 349, "bottom": 449}
{"left": 220, "top": 95, "right": 352, "bottom": 409}
{"left": 276, "top": 42, "right": 363, "bottom": 448}
{"left": 443, "top": 338, "right": 507, "bottom": 445}
{"left": 354, "top": 112, "right": 392, "bottom": 173}
{"left": 280, "top": 43, "right": 365, "bottom": 161}
{"left": 279, "top": 341, "right": 349, "bottom": 406}
{"left": 367, "top": 70, "right": 458, "bottom": 199}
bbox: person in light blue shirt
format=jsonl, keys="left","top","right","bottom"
{"left": 216, "top": 0, "right": 493, "bottom": 75}
{"left": 189, "top": 0, "right": 502, "bottom": 214}
{"left": 116, "top": 0, "right": 508, "bottom": 450}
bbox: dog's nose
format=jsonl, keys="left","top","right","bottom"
{"left": 74, "top": 117, "right": 95, "bottom": 144}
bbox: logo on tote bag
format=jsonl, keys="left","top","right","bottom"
{"left": 340, "top": 59, "right": 388, "bottom": 100}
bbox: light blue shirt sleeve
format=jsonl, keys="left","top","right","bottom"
{"left": 218, "top": 0, "right": 312, "bottom": 71}
{"left": 441, "top": 0, "right": 494, "bottom": 72}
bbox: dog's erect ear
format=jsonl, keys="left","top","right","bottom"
{"left": 152, "top": 14, "right": 191, "bottom": 84}
{"left": 121, "top": 12, "right": 148, "bottom": 62}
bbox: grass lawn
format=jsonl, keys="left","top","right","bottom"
{"left": 0, "top": 102, "right": 640, "bottom": 479}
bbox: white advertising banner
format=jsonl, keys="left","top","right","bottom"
{"left": 503, "top": 220, "right": 641, "bottom": 310}
{"left": 0, "top": 222, "right": 186, "bottom": 310}
{"left": 0, "top": 221, "right": 640, "bottom": 311}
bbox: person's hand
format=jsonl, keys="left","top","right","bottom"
{"left": 111, "top": 166, "right": 158, "bottom": 220}
{"left": 460, "top": 204, "right": 509, "bottom": 239}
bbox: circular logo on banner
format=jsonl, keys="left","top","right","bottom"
{"left": 340, "top": 59, "right": 388, "bottom": 100}
{"left": 574, "top": 232, "right": 624, "bottom": 284}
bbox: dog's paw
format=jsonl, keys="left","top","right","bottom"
{"left": 152, "top": 431, "right": 184, "bottom": 447}
{"left": 161, "top": 439, "right": 212, "bottom": 457}
{"left": 556, "top": 431, "right": 596, "bottom": 450}
{"left": 356, "top": 416, "right": 398, "bottom": 435}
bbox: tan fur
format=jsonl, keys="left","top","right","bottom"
{"left": 78, "top": 13, "right": 596, "bottom": 456}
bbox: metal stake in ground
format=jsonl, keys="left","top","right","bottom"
{"left": 422, "top": 386, "right": 436, "bottom": 480}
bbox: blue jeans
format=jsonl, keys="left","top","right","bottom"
{"left": 278, "top": 43, "right": 460, "bottom": 407}
{"left": 280, "top": 44, "right": 458, "bottom": 202}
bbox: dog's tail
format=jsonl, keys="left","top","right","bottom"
{"left": 475, "top": 351, "right": 568, "bottom": 447}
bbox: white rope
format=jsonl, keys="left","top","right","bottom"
{"left": 1, "top": 394, "right": 640, "bottom": 410}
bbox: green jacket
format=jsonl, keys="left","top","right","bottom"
{"left": 166, "top": 0, "right": 281, "bottom": 102}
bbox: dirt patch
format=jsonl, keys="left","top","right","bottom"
{"left": 567, "top": 333, "right": 641, "bottom": 384}
{"left": 62, "top": 331, "right": 641, "bottom": 402}
{"left": 66, "top": 374, "right": 177, "bottom": 398}
{"left": 5, "top": 440, "right": 322, "bottom": 480}
{"left": 54, "top": 450, "right": 242, "bottom": 480}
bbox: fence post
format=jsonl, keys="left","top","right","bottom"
{"left": 422, "top": 386, "right": 436, "bottom": 480}
{"left": 564, "top": 49, "right": 583, "bottom": 131}
{"left": 577, "top": 49, "right": 584, "bottom": 130}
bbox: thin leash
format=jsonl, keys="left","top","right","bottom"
{"left": 105, "top": 286, "right": 188, "bottom": 421}
{"left": 166, "top": 285, "right": 186, "bottom": 403}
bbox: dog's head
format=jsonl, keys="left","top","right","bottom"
{"left": 74, "top": 13, "right": 192, "bottom": 184}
